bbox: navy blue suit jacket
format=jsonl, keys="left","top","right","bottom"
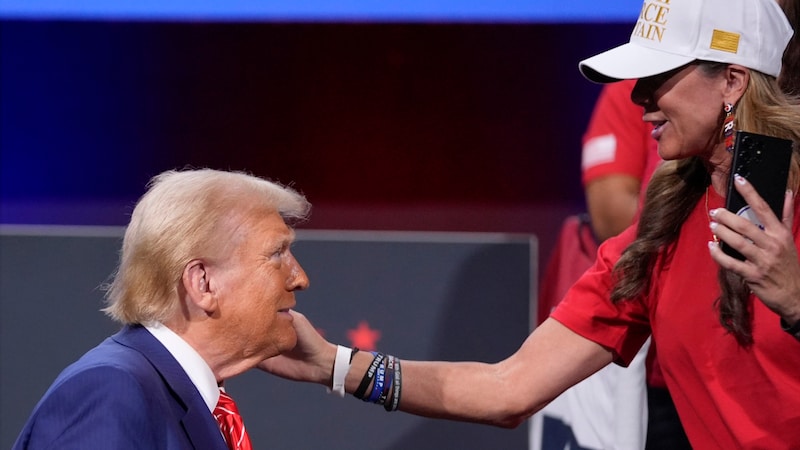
{"left": 13, "top": 325, "right": 230, "bottom": 450}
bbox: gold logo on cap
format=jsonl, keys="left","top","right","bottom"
{"left": 633, "top": 0, "right": 670, "bottom": 42}
{"left": 710, "top": 29, "right": 740, "bottom": 54}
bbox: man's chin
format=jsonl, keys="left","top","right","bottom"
{"left": 278, "top": 331, "right": 298, "bottom": 354}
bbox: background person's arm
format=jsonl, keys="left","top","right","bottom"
{"left": 585, "top": 174, "right": 641, "bottom": 241}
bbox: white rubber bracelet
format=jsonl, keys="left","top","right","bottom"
{"left": 328, "top": 345, "right": 351, "bottom": 397}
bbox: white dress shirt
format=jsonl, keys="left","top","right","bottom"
{"left": 144, "top": 322, "right": 220, "bottom": 412}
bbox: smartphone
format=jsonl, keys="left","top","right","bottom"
{"left": 722, "top": 131, "right": 793, "bottom": 260}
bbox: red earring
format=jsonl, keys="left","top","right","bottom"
{"left": 723, "top": 102, "right": 735, "bottom": 153}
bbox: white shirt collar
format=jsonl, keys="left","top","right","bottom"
{"left": 144, "top": 322, "right": 220, "bottom": 412}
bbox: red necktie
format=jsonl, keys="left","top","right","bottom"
{"left": 213, "top": 389, "right": 253, "bottom": 450}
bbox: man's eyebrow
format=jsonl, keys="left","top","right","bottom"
{"left": 273, "top": 231, "right": 296, "bottom": 251}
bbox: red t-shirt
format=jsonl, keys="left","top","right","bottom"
{"left": 551, "top": 188, "right": 800, "bottom": 449}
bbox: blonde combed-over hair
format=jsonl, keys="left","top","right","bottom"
{"left": 102, "top": 169, "right": 311, "bottom": 325}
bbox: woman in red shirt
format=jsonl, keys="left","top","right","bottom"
{"left": 264, "top": 0, "right": 800, "bottom": 447}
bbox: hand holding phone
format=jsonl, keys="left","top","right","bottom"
{"left": 722, "top": 131, "right": 793, "bottom": 260}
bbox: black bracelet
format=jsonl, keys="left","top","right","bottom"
{"left": 377, "top": 355, "right": 395, "bottom": 406}
{"left": 353, "top": 353, "right": 384, "bottom": 400}
{"left": 386, "top": 357, "right": 401, "bottom": 412}
{"left": 780, "top": 317, "right": 800, "bottom": 340}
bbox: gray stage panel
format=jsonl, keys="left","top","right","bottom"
{"left": 1, "top": 226, "right": 537, "bottom": 449}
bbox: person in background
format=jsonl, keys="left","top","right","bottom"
{"left": 13, "top": 169, "right": 311, "bottom": 450}
{"left": 535, "top": 80, "right": 658, "bottom": 450}
{"left": 588, "top": 83, "right": 692, "bottom": 450}
{"left": 262, "top": 0, "right": 800, "bottom": 448}
{"left": 582, "top": 80, "right": 661, "bottom": 243}
{"left": 538, "top": 81, "right": 660, "bottom": 326}
{"left": 536, "top": 77, "right": 691, "bottom": 449}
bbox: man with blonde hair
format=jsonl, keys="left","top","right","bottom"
{"left": 14, "top": 168, "right": 311, "bottom": 450}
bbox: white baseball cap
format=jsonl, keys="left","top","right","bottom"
{"left": 579, "top": 0, "right": 794, "bottom": 83}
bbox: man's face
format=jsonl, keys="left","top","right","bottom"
{"left": 211, "top": 208, "right": 309, "bottom": 363}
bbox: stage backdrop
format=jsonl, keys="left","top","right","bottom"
{"left": 1, "top": 226, "right": 536, "bottom": 449}
{"left": 0, "top": 19, "right": 634, "bottom": 275}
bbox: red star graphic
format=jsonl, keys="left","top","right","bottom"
{"left": 347, "top": 320, "right": 381, "bottom": 351}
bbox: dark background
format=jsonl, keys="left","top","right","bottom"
{"left": 0, "top": 20, "right": 632, "bottom": 269}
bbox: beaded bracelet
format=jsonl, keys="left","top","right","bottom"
{"left": 353, "top": 352, "right": 384, "bottom": 400}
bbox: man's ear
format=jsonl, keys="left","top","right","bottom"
{"left": 183, "top": 260, "right": 217, "bottom": 314}
{"left": 724, "top": 64, "right": 750, "bottom": 105}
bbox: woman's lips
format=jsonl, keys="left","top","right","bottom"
{"left": 651, "top": 120, "right": 667, "bottom": 140}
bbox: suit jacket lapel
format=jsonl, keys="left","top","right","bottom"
{"left": 112, "top": 325, "right": 228, "bottom": 450}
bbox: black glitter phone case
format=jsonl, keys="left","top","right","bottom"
{"left": 723, "top": 131, "right": 793, "bottom": 260}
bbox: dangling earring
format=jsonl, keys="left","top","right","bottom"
{"left": 723, "top": 102, "right": 736, "bottom": 153}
